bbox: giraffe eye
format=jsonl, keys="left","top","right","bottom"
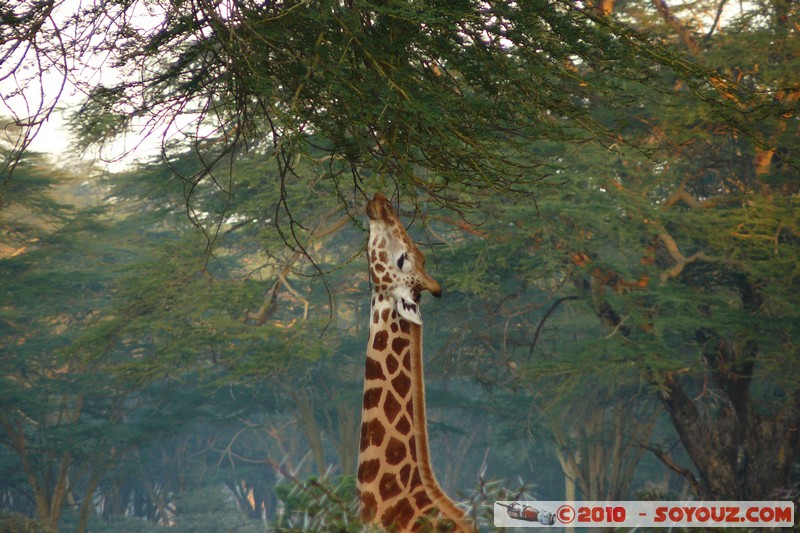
{"left": 396, "top": 253, "right": 408, "bottom": 271}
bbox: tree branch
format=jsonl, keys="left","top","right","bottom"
{"left": 244, "top": 212, "right": 350, "bottom": 325}
{"left": 662, "top": 188, "right": 737, "bottom": 210}
{"left": 657, "top": 230, "right": 716, "bottom": 282}
{"left": 641, "top": 443, "right": 703, "bottom": 496}
{"left": 704, "top": 0, "right": 729, "bottom": 40}
{"left": 527, "top": 296, "right": 578, "bottom": 360}
{"left": 651, "top": 0, "right": 700, "bottom": 54}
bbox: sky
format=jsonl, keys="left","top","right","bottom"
{"left": 1, "top": 68, "right": 72, "bottom": 156}
{"left": 0, "top": 0, "right": 163, "bottom": 171}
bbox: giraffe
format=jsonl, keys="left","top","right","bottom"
{"left": 357, "top": 193, "right": 475, "bottom": 532}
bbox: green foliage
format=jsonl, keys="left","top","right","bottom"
{"left": 171, "top": 487, "right": 265, "bottom": 533}
{"left": 9, "top": 0, "right": 764, "bottom": 218}
{"left": 273, "top": 474, "right": 363, "bottom": 532}
{"left": 0, "top": 512, "right": 46, "bottom": 533}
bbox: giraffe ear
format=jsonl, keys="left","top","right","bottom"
{"left": 396, "top": 297, "right": 422, "bottom": 325}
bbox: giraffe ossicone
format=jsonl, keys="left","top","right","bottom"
{"left": 358, "top": 193, "right": 475, "bottom": 532}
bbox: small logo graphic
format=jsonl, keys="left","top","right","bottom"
{"left": 497, "top": 502, "right": 556, "bottom": 525}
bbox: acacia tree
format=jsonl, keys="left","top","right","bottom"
{"left": 589, "top": 0, "right": 800, "bottom": 500}
{"left": 3, "top": 1, "right": 762, "bottom": 207}
{"left": 0, "top": 146, "right": 341, "bottom": 531}
{"left": 425, "top": 0, "right": 800, "bottom": 501}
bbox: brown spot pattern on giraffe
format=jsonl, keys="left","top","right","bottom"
{"left": 363, "top": 387, "right": 382, "bottom": 410}
{"left": 392, "top": 372, "right": 411, "bottom": 397}
{"left": 360, "top": 491, "right": 377, "bottom": 521}
{"left": 392, "top": 336, "right": 410, "bottom": 356}
{"left": 395, "top": 414, "right": 411, "bottom": 435}
{"left": 386, "top": 352, "right": 399, "bottom": 374}
{"left": 399, "top": 463, "right": 412, "bottom": 486}
{"left": 373, "top": 330, "right": 389, "bottom": 351}
{"left": 412, "top": 487, "right": 432, "bottom": 509}
{"left": 383, "top": 390, "right": 401, "bottom": 423}
{"left": 383, "top": 499, "right": 415, "bottom": 530}
{"left": 360, "top": 418, "right": 385, "bottom": 451}
{"left": 385, "top": 436, "right": 407, "bottom": 465}
{"left": 358, "top": 458, "right": 381, "bottom": 483}
{"left": 378, "top": 472, "right": 402, "bottom": 500}
{"left": 364, "top": 357, "right": 385, "bottom": 380}
{"left": 409, "top": 466, "right": 422, "bottom": 489}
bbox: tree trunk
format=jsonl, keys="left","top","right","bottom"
{"left": 583, "top": 243, "right": 800, "bottom": 500}
{"left": 291, "top": 389, "right": 326, "bottom": 475}
{"left": 563, "top": 461, "right": 576, "bottom": 533}
{"left": 552, "top": 398, "right": 656, "bottom": 502}
{"left": 77, "top": 466, "right": 105, "bottom": 533}
{"left": 657, "top": 344, "right": 800, "bottom": 500}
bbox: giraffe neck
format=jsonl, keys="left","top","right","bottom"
{"left": 358, "top": 297, "right": 472, "bottom": 531}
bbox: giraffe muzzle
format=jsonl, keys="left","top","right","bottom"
{"left": 425, "top": 277, "right": 442, "bottom": 298}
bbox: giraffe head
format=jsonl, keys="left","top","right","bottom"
{"left": 366, "top": 193, "right": 441, "bottom": 325}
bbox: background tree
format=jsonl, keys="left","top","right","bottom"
{"left": 571, "top": 0, "right": 800, "bottom": 500}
